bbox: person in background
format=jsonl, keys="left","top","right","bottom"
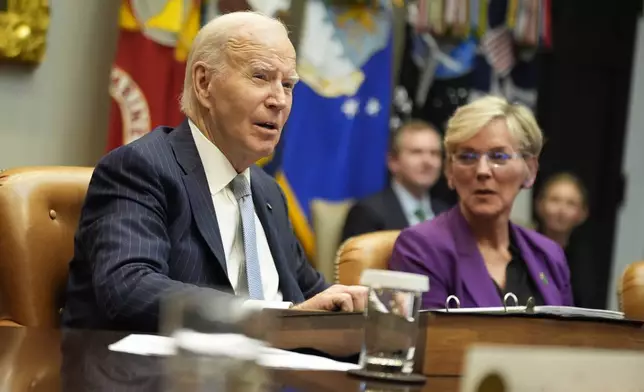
{"left": 61, "top": 11, "right": 367, "bottom": 332}
{"left": 389, "top": 95, "right": 574, "bottom": 310}
{"left": 535, "top": 172, "right": 588, "bottom": 249}
{"left": 341, "top": 120, "right": 450, "bottom": 242}
{"left": 535, "top": 172, "right": 591, "bottom": 307}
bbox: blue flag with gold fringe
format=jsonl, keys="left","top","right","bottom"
{"left": 263, "top": 0, "right": 393, "bottom": 257}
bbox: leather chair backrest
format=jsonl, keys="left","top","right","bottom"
{"left": 619, "top": 260, "right": 644, "bottom": 321}
{"left": 310, "top": 199, "right": 353, "bottom": 282}
{"left": 335, "top": 230, "right": 401, "bottom": 285}
{"left": 0, "top": 167, "right": 93, "bottom": 327}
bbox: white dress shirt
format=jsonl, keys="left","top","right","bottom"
{"left": 189, "top": 120, "right": 291, "bottom": 309}
{"left": 391, "top": 180, "right": 434, "bottom": 225}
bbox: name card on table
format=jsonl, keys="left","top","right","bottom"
{"left": 460, "top": 345, "right": 644, "bottom": 392}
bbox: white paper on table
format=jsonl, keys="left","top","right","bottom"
{"left": 258, "top": 347, "right": 359, "bottom": 371}
{"left": 108, "top": 334, "right": 175, "bottom": 356}
{"left": 108, "top": 334, "right": 359, "bottom": 372}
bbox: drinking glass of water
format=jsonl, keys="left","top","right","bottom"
{"left": 160, "top": 289, "right": 273, "bottom": 392}
{"left": 355, "top": 269, "right": 429, "bottom": 379}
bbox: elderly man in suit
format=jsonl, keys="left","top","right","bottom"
{"left": 62, "top": 11, "right": 366, "bottom": 332}
{"left": 341, "top": 120, "right": 450, "bottom": 242}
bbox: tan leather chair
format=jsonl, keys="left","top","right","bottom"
{"left": 334, "top": 230, "right": 401, "bottom": 285}
{"left": 0, "top": 166, "right": 93, "bottom": 327}
{"left": 619, "top": 260, "right": 644, "bottom": 321}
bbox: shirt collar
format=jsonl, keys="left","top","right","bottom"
{"left": 188, "top": 119, "right": 251, "bottom": 195}
{"left": 391, "top": 179, "right": 432, "bottom": 217}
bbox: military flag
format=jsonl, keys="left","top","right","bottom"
{"left": 263, "top": 1, "right": 394, "bottom": 257}
{"left": 107, "top": 0, "right": 201, "bottom": 151}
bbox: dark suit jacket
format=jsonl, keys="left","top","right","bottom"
{"left": 389, "top": 206, "right": 574, "bottom": 309}
{"left": 61, "top": 120, "right": 327, "bottom": 332}
{"left": 341, "top": 185, "right": 450, "bottom": 242}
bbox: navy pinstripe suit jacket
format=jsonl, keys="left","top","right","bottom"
{"left": 61, "top": 120, "right": 327, "bottom": 332}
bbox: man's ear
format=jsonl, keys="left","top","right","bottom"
{"left": 193, "top": 61, "right": 213, "bottom": 110}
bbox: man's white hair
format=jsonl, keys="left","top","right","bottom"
{"left": 179, "top": 11, "right": 287, "bottom": 117}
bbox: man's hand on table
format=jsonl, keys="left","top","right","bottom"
{"left": 291, "top": 285, "right": 368, "bottom": 312}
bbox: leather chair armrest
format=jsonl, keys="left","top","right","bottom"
{"left": 619, "top": 261, "right": 644, "bottom": 321}
{"left": 335, "top": 230, "right": 401, "bottom": 285}
{"left": 0, "top": 319, "right": 22, "bottom": 327}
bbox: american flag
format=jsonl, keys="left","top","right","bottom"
{"left": 481, "top": 26, "right": 516, "bottom": 77}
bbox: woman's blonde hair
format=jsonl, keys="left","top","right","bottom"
{"left": 444, "top": 95, "right": 544, "bottom": 157}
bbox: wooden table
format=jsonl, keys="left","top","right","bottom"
{"left": 1, "top": 311, "right": 642, "bottom": 391}
{"left": 0, "top": 326, "right": 452, "bottom": 391}
{"left": 270, "top": 310, "right": 644, "bottom": 378}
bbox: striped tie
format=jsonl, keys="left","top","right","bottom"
{"left": 229, "top": 174, "right": 264, "bottom": 300}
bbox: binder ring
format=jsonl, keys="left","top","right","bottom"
{"left": 525, "top": 296, "right": 536, "bottom": 313}
{"left": 445, "top": 295, "right": 461, "bottom": 311}
{"left": 503, "top": 292, "right": 518, "bottom": 309}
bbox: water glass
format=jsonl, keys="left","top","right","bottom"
{"left": 358, "top": 269, "right": 429, "bottom": 375}
{"left": 160, "top": 289, "right": 272, "bottom": 392}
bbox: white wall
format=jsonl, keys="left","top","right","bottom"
{"left": 0, "top": 0, "right": 119, "bottom": 169}
{"left": 609, "top": 16, "right": 644, "bottom": 310}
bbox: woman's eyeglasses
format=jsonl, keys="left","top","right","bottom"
{"left": 451, "top": 151, "right": 525, "bottom": 168}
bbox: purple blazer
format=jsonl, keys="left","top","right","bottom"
{"left": 389, "top": 206, "right": 574, "bottom": 310}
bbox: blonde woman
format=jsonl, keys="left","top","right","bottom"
{"left": 389, "top": 96, "right": 574, "bottom": 309}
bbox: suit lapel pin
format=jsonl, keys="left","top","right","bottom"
{"left": 539, "top": 272, "right": 549, "bottom": 285}
{"left": 266, "top": 202, "right": 272, "bottom": 211}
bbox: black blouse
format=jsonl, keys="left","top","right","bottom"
{"left": 492, "top": 236, "right": 545, "bottom": 307}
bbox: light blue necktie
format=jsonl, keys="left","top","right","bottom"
{"left": 230, "top": 174, "right": 264, "bottom": 300}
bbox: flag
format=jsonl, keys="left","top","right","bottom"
{"left": 107, "top": 0, "right": 201, "bottom": 151}
{"left": 481, "top": 26, "right": 516, "bottom": 77}
{"left": 470, "top": 0, "right": 538, "bottom": 109}
{"left": 264, "top": 1, "right": 393, "bottom": 257}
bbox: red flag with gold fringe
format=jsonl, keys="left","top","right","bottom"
{"left": 107, "top": 0, "right": 201, "bottom": 151}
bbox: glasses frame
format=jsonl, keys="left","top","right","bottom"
{"left": 450, "top": 150, "right": 527, "bottom": 169}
